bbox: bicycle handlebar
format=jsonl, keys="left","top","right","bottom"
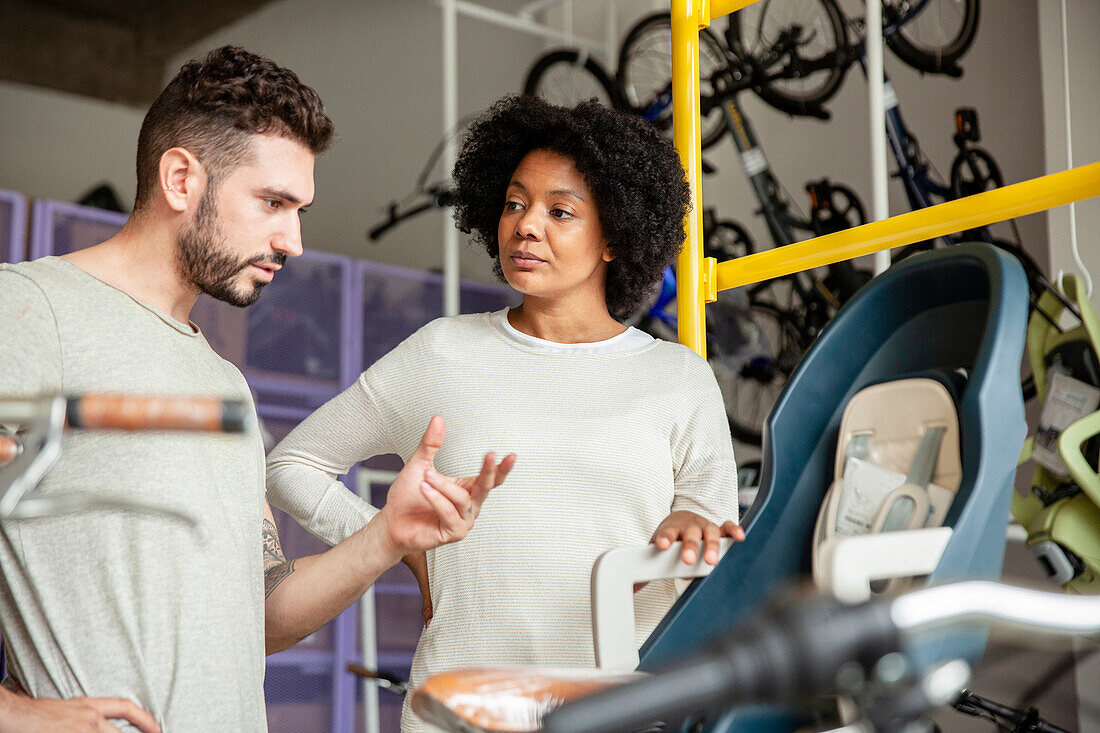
{"left": 368, "top": 188, "right": 454, "bottom": 241}
{"left": 542, "top": 581, "right": 1100, "bottom": 733}
{"left": 542, "top": 595, "right": 898, "bottom": 733}
{"left": 0, "top": 394, "right": 253, "bottom": 526}
{"left": 65, "top": 394, "right": 249, "bottom": 433}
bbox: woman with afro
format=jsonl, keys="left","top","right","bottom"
{"left": 267, "top": 95, "right": 742, "bottom": 731}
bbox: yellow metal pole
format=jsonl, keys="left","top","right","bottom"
{"left": 672, "top": 0, "right": 707, "bottom": 357}
{"left": 717, "top": 160, "right": 1100, "bottom": 291}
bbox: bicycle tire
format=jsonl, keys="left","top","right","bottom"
{"left": 950, "top": 147, "right": 1003, "bottom": 199}
{"left": 616, "top": 12, "right": 729, "bottom": 150}
{"left": 524, "top": 49, "right": 619, "bottom": 109}
{"left": 808, "top": 180, "right": 868, "bottom": 236}
{"left": 727, "top": 301, "right": 804, "bottom": 445}
{"left": 728, "top": 0, "right": 848, "bottom": 117}
{"left": 884, "top": 0, "right": 980, "bottom": 76}
{"left": 705, "top": 219, "right": 755, "bottom": 261}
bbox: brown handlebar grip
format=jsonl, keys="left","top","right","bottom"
{"left": 66, "top": 395, "right": 249, "bottom": 433}
{"left": 0, "top": 434, "right": 21, "bottom": 466}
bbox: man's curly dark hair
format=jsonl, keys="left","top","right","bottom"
{"left": 134, "top": 45, "right": 334, "bottom": 211}
{"left": 452, "top": 95, "right": 691, "bottom": 320}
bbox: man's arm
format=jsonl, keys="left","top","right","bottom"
{"left": 263, "top": 415, "right": 514, "bottom": 654}
{"left": 0, "top": 686, "right": 160, "bottom": 733}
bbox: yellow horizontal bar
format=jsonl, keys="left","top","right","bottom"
{"left": 717, "top": 161, "right": 1100, "bottom": 291}
{"left": 710, "top": 0, "right": 759, "bottom": 21}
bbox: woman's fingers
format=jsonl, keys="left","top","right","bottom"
{"left": 654, "top": 524, "right": 680, "bottom": 550}
{"left": 702, "top": 524, "right": 722, "bottom": 565}
{"left": 680, "top": 525, "right": 703, "bottom": 564}
{"left": 721, "top": 520, "right": 746, "bottom": 541}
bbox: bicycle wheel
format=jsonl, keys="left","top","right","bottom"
{"left": 727, "top": 301, "right": 804, "bottom": 445}
{"left": 950, "top": 147, "right": 1003, "bottom": 199}
{"left": 884, "top": 0, "right": 980, "bottom": 76}
{"left": 728, "top": 0, "right": 848, "bottom": 117}
{"left": 616, "top": 12, "right": 729, "bottom": 150}
{"left": 807, "top": 179, "right": 867, "bottom": 235}
{"left": 704, "top": 218, "right": 755, "bottom": 261}
{"left": 524, "top": 49, "right": 618, "bottom": 108}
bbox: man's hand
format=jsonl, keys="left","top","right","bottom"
{"left": 262, "top": 416, "right": 514, "bottom": 655}
{"left": 0, "top": 688, "right": 160, "bottom": 733}
{"left": 376, "top": 416, "right": 515, "bottom": 561}
{"left": 652, "top": 510, "right": 745, "bottom": 565}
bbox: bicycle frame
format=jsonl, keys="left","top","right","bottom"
{"left": 640, "top": 79, "right": 849, "bottom": 345}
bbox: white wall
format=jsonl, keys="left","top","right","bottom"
{"left": 166, "top": 0, "right": 540, "bottom": 283}
{"left": 1039, "top": 0, "right": 1099, "bottom": 314}
{"left": 0, "top": 80, "right": 144, "bottom": 205}
{"left": 0, "top": 0, "right": 1055, "bottom": 284}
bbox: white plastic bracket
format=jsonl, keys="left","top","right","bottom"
{"left": 819, "top": 527, "right": 953, "bottom": 604}
{"left": 591, "top": 538, "right": 734, "bottom": 670}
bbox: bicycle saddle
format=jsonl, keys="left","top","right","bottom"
{"left": 410, "top": 666, "right": 643, "bottom": 733}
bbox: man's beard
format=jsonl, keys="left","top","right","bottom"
{"left": 174, "top": 188, "right": 286, "bottom": 308}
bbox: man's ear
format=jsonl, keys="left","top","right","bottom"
{"left": 158, "top": 147, "right": 206, "bottom": 213}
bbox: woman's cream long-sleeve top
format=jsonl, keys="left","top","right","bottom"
{"left": 265, "top": 311, "right": 737, "bottom": 731}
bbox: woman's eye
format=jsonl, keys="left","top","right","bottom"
{"left": 504, "top": 200, "right": 523, "bottom": 211}
{"left": 550, "top": 208, "right": 574, "bottom": 220}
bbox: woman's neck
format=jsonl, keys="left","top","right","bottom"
{"left": 507, "top": 299, "right": 625, "bottom": 344}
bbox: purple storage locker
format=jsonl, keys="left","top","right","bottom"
{"left": 0, "top": 189, "right": 27, "bottom": 264}
{"left": 262, "top": 402, "right": 362, "bottom": 733}
{"left": 358, "top": 262, "right": 444, "bottom": 370}
{"left": 461, "top": 277, "right": 520, "bottom": 315}
{"left": 358, "top": 261, "right": 518, "bottom": 371}
{"left": 353, "top": 265, "right": 516, "bottom": 732}
{"left": 190, "top": 250, "right": 356, "bottom": 402}
{"left": 29, "top": 199, "right": 128, "bottom": 259}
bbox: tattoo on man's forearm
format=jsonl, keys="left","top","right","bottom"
{"left": 265, "top": 558, "right": 297, "bottom": 598}
{"left": 263, "top": 517, "right": 296, "bottom": 597}
{"left": 263, "top": 518, "right": 286, "bottom": 568}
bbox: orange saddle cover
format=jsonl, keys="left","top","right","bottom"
{"left": 411, "top": 665, "right": 644, "bottom": 732}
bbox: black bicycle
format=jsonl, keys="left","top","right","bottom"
{"left": 613, "top": 12, "right": 872, "bottom": 444}
{"left": 542, "top": 581, "right": 1084, "bottom": 733}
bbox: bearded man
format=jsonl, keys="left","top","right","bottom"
{"left": 0, "top": 46, "right": 511, "bottom": 733}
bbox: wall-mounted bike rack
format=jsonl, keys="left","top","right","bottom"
{"left": 670, "top": 0, "right": 1100, "bottom": 359}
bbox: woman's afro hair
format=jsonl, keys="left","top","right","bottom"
{"left": 452, "top": 95, "right": 691, "bottom": 320}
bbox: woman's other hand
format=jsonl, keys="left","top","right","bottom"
{"left": 652, "top": 510, "right": 745, "bottom": 565}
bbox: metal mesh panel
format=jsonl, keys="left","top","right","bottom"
{"left": 360, "top": 263, "right": 444, "bottom": 370}
{"left": 30, "top": 200, "right": 127, "bottom": 258}
{"left": 359, "top": 261, "right": 518, "bottom": 371}
{"left": 245, "top": 255, "right": 345, "bottom": 383}
{"left": 265, "top": 664, "right": 333, "bottom": 733}
{"left": 461, "top": 279, "right": 520, "bottom": 314}
{"left": 353, "top": 685, "right": 407, "bottom": 733}
{"left": 0, "top": 189, "right": 27, "bottom": 263}
{"left": 190, "top": 252, "right": 352, "bottom": 394}
{"left": 261, "top": 407, "right": 337, "bottom": 651}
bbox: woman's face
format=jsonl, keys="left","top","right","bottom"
{"left": 497, "top": 149, "right": 614, "bottom": 310}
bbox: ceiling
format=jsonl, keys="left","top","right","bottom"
{"left": 0, "top": 0, "right": 277, "bottom": 107}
